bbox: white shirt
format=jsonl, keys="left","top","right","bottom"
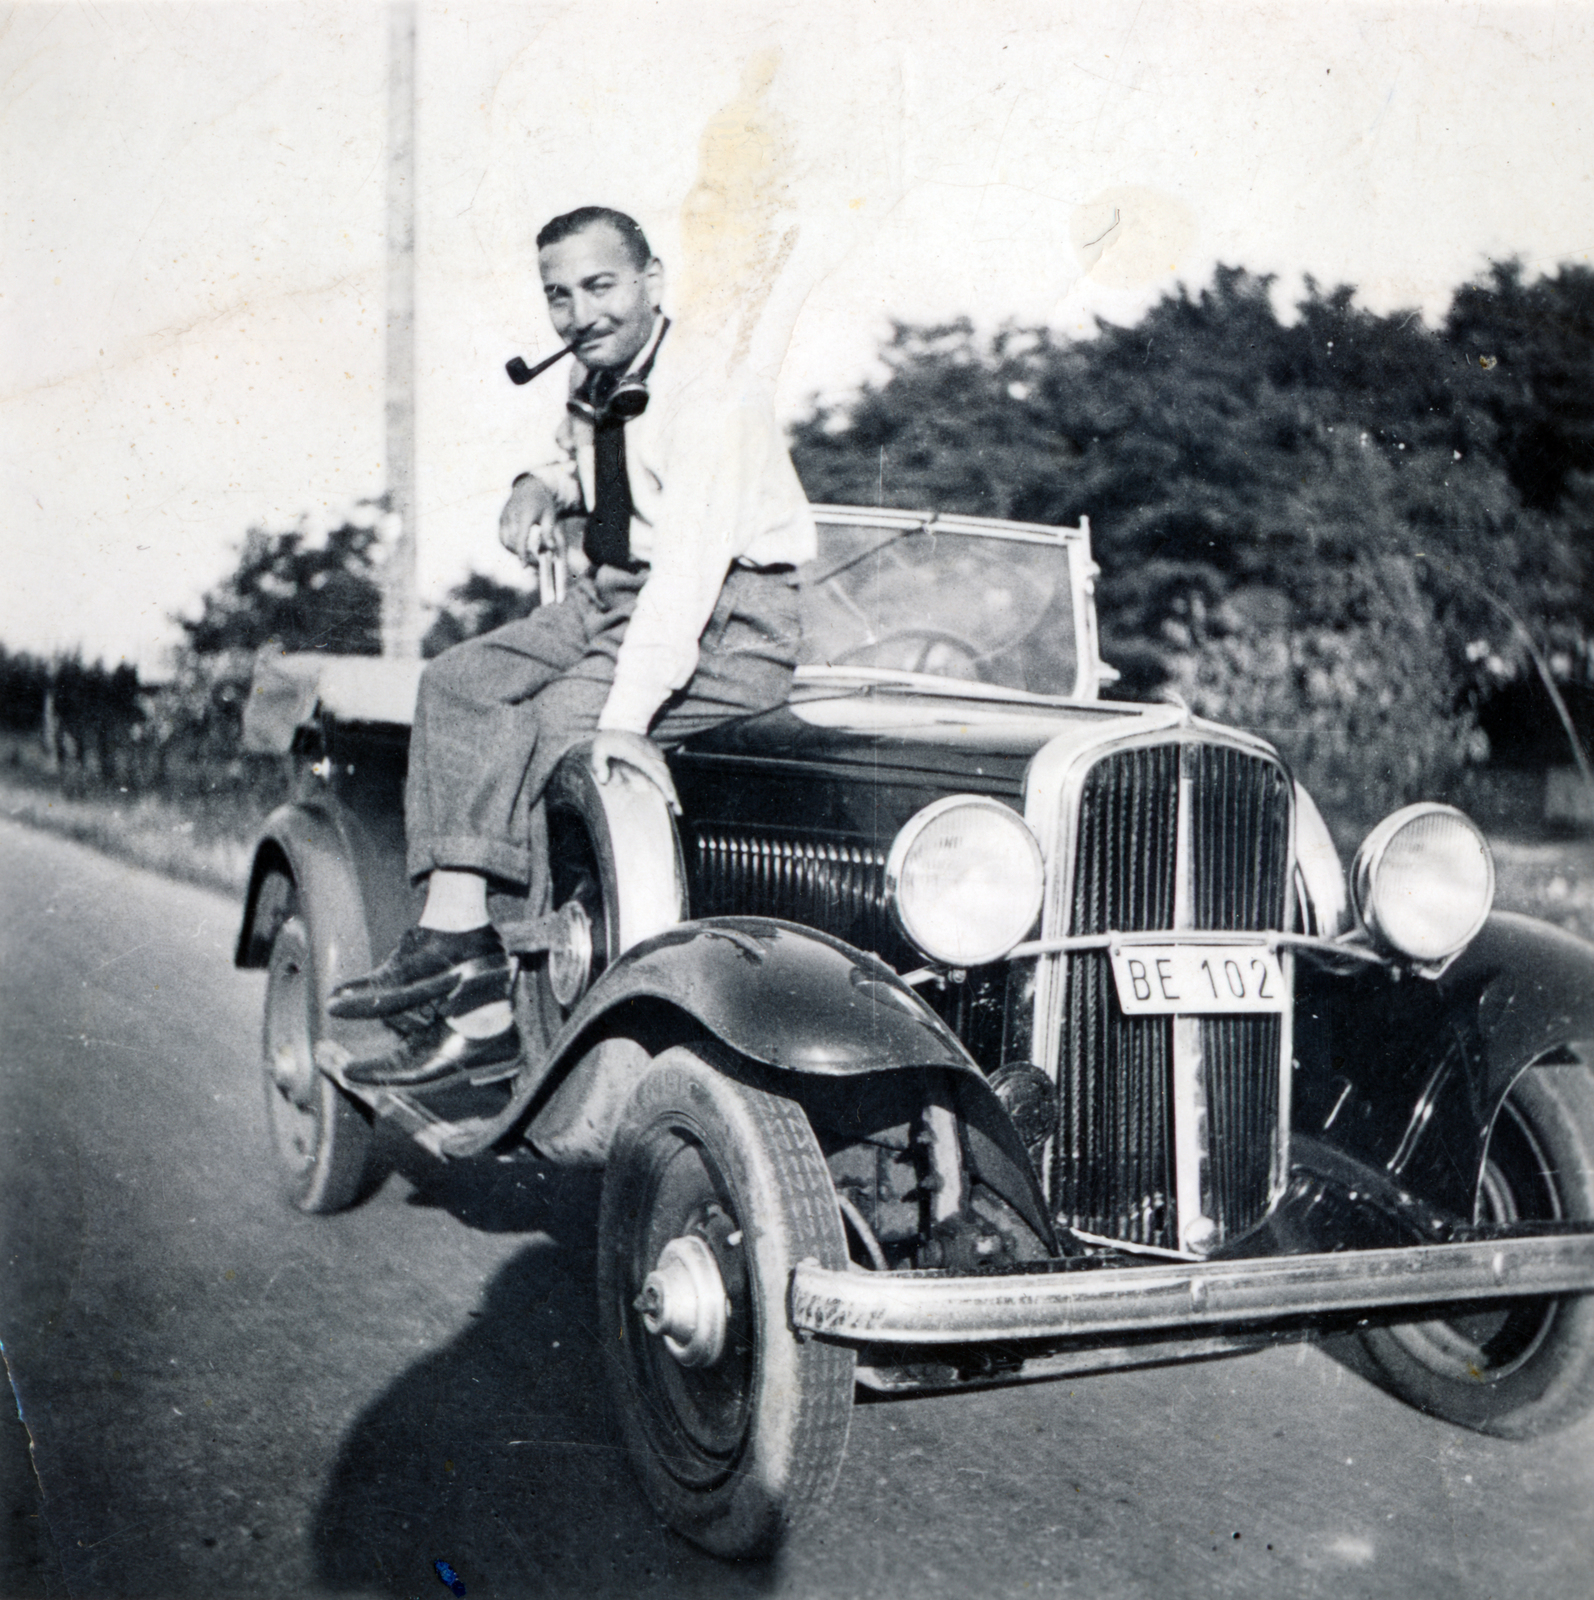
{"left": 523, "top": 320, "right": 816, "bottom": 735}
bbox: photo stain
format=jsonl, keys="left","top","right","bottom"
{"left": 678, "top": 48, "right": 800, "bottom": 368}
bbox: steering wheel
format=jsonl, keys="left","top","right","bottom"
{"left": 831, "top": 628, "right": 987, "bottom": 679}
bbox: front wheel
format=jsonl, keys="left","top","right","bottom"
{"left": 1357, "top": 1064, "right": 1594, "bottom": 1438}
{"left": 597, "top": 1046, "right": 855, "bottom": 1558}
{"left": 261, "top": 878, "right": 374, "bottom": 1213}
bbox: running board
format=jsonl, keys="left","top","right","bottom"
{"left": 314, "top": 1039, "right": 510, "bottom": 1159}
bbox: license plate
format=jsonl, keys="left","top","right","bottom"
{"left": 1108, "top": 943, "right": 1287, "bottom": 1015}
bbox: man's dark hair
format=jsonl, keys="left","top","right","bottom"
{"left": 537, "top": 207, "right": 652, "bottom": 268}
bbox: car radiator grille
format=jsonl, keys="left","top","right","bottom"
{"left": 1052, "top": 743, "right": 1292, "bottom": 1251}
{"left": 688, "top": 825, "right": 909, "bottom": 964}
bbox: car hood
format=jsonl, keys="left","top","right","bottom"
{"left": 673, "top": 677, "right": 1164, "bottom": 801}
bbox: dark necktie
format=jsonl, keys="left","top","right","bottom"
{"left": 584, "top": 372, "right": 634, "bottom": 570}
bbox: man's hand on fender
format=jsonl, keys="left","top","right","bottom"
{"left": 590, "top": 731, "right": 681, "bottom": 816}
{"left": 498, "top": 474, "right": 558, "bottom": 569}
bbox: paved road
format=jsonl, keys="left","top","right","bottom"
{"left": 3, "top": 817, "right": 1594, "bottom": 1600}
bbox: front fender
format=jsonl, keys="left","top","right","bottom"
{"left": 235, "top": 803, "right": 376, "bottom": 991}
{"left": 521, "top": 916, "right": 1054, "bottom": 1249}
{"left": 558, "top": 916, "right": 971, "bottom": 1075}
{"left": 1298, "top": 911, "right": 1594, "bottom": 1221}
{"left": 1441, "top": 912, "right": 1594, "bottom": 1087}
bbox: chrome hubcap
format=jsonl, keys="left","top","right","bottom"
{"left": 635, "top": 1235, "right": 731, "bottom": 1368}
{"left": 268, "top": 1039, "right": 314, "bottom": 1103}
{"left": 548, "top": 899, "right": 594, "bottom": 1008}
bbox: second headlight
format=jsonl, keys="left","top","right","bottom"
{"left": 886, "top": 796, "right": 1045, "bottom": 968}
{"left": 1351, "top": 802, "right": 1494, "bottom": 965}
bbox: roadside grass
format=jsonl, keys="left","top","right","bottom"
{"left": 0, "top": 767, "right": 264, "bottom": 897}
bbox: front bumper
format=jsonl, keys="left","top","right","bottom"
{"left": 790, "top": 1232, "right": 1594, "bottom": 1345}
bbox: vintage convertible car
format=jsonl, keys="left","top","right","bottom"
{"left": 237, "top": 507, "right": 1594, "bottom": 1559}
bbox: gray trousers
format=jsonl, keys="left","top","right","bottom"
{"left": 405, "top": 563, "right": 800, "bottom": 888}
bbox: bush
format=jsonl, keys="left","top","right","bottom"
{"left": 1161, "top": 580, "right": 1479, "bottom": 822}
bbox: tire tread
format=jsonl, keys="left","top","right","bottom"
{"left": 598, "top": 1044, "right": 855, "bottom": 1557}
{"left": 261, "top": 881, "right": 373, "bottom": 1215}
{"left": 1357, "top": 1063, "right": 1594, "bottom": 1439}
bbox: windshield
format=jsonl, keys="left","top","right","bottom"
{"left": 797, "top": 519, "right": 1082, "bottom": 696}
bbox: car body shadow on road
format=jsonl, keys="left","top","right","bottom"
{"left": 384, "top": 1127, "right": 604, "bottom": 1235}
{"left": 309, "top": 1154, "right": 781, "bottom": 1600}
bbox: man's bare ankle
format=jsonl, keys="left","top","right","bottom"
{"left": 446, "top": 1001, "right": 515, "bottom": 1039}
{"left": 419, "top": 869, "right": 491, "bottom": 933}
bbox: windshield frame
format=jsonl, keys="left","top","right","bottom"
{"left": 798, "top": 505, "right": 1115, "bottom": 703}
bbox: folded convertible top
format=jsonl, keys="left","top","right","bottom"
{"left": 242, "top": 649, "right": 424, "bottom": 752}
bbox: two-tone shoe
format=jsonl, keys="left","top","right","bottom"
{"left": 341, "top": 1016, "right": 522, "bottom": 1089}
{"left": 327, "top": 925, "right": 510, "bottom": 1020}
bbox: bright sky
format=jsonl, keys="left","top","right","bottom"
{"left": 4, "top": 1, "right": 1591, "bottom": 674}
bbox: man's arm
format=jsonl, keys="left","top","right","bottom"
{"left": 499, "top": 410, "right": 585, "bottom": 573}
{"left": 497, "top": 473, "right": 559, "bottom": 567}
{"left": 595, "top": 386, "right": 782, "bottom": 735}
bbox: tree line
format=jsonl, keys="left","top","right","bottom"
{"left": 0, "top": 512, "right": 391, "bottom": 796}
{"left": 0, "top": 648, "right": 142, "bottom": 778}
{"left": 0, "top": 503, "right": 532, "bottom": 799}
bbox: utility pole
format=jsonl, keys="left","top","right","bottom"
{"left": 381, "top": 0, "right": 421, "bottom": 658}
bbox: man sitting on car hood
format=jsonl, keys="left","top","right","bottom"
{"left": 326, "top": 204, "right": 814, "bottom": 1088}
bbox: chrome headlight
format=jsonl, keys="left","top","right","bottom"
{"left": 886, "top": 796, "right": 1045, "bottom": 967}
{"left": 1351, "top": 803, "right": 1494, "bottom": 965}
